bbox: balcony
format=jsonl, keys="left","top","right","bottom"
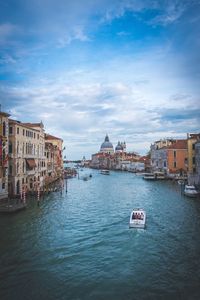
{"left": 26, "top": 169, "right": 35, "bottom": 176}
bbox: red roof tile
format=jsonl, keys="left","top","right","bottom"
{"left": 167, "top": 140, "right": 187, "bottom": 150}
{"left": 45, "top": 134, "right": 63, "bottom": 141}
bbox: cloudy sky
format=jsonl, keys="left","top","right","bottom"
{"left": 0, "top": 0, "right": 200, "bottom": 159}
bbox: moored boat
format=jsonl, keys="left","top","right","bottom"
{"left": 100, "top": 169, "right": 110, "bottom": 175}
{"left": 154, "top": 172, "right": 165, "bottom": 180}
{"left": 143, "top": 173, "right": 155, "bottom": 180}
{"left": 184, "top": 185, "right": 199, "bottom": 198}
{"left": 129, "top": 209, "right": 146, "bottom": 228}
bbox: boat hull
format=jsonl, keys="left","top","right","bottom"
{"left": 184, "top": 192, "right": 199, "bottom": 198}
{"left": 129, "top": 221, "right": 145, "bottom": 229}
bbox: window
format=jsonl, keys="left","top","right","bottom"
{"left": 193, "top": 167, "right": 196, "bottom": 173}
{"left": 192, "top": 143, "right": 195, "bottom": 150}
{"left": 23, "top": 129, "right": 25, "bottom": 136}
{"left": 3, "top": 121, "right": 6, "bottom": 136}
{"left": 9, "top": 165, "right": 12, "bottom": 175}
{"left": 9, "top": 142, "right": 12, "bottom": 154}
{"left": 17, "top": 162, "right": 19, "bottom": 174}
{"left": 164, "top": 161, "right": 167, "bottom": 167}
{"left": 17, "top": 141, "right": 19, "bottom": 154}
{"left": 192, "top": 157, "right": 195, "bottom": 164}
{"left": 9, "top": 126, "right": 13, "bottom": 134}
{"left": 174, "top": 161, "right": 176, "bottom": 168}
{"left": 173, "top": 151, "right": 176, "bottom": 158}
{"left": 17, "top": 127, "right": 19, "bottom": 134}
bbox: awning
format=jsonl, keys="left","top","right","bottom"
{"left": 26, "top": 158, "right": 36, "bottom": 169}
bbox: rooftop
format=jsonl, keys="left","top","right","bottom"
{"left": 167, "top": 139, "right": 187, "bottom": 150}
{"left": 0, "top": 111, "right": 10, "bottom": 118}
{"left": 45, "top": 133, "right": 63, "bottom": 141}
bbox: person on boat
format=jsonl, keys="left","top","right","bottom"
{"left": 140, "top": 212, "right": 144, "bottom": 220}
{"left": 132, "top": 213, "right": 135, "bottom": 220}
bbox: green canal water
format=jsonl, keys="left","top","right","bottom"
{"left": 0, "top": 170, "right": 200, "bottom": 300}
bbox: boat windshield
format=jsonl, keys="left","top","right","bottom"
{"left": 186, "top": 186, "right": 196, "bottom": 190}
{"left": 132, "top": 212, "right": 144, "bottom": 220}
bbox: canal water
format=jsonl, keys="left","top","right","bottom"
{"left": 0, "top": 170, "right": 200, "bottom": 300}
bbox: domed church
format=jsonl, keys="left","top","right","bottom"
{"left": 115, "top": 141, "right": 126, "bottom": 153}
{"left": 100, "top": 134, "right": 114, "bottom": 154}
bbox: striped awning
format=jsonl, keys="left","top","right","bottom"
{"left": 26, "top": 159, "right": 36, "bottom": 169}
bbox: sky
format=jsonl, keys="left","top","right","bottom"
{"left": 0, "top": 0, "right": 200, "bottom": 160}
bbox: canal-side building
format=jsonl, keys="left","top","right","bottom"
{"left": 100, "top": 134, "right": 114, "bottom": 155}
{"left": 0, "top": 111, "right": 10, "bottom": 201}
{"left": 150, "top": 139, "right": 175, "bottom": 172}
{"left": 194, "top": 140, "right": 200, "bottom": 185}
{"left": 22, "top": 122, "right": 46, "bottom": 187}
{"left": 167, "top": 140, "right": 188, "bottom": 175}
{"left": 8, "top": 120, "right": 44, "bottom": 196}
{"left": 45, "top": 134, "right": 64, "bottom": 177}
{"left": 187, "top": 133, "right": 200, "bottom": 175}
{"left": 44, "top": 141, "right": 56, "bottom": 188}
{"left": 90, "top": 135, "right": 146, "bottom": 171}
{"left": 187, "top": 134, "right": 200, "bottom": 185}
{"left": 115, "top": 141, "right": 126, "bottom": 153}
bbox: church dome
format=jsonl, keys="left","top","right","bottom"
{"left": 100, "top": 135, "right": 114, "bottom": 153}
{"left": 115, "top": 141, "right": 123, "bottom": 151}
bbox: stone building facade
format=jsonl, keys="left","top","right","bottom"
{"left": 45, "top": 134, "right": 63, "bottom": 177}
{"left": 8, "top": 120, "right": 46, "bottom": 196}
{"left": 0, "top": 111, "right": 10, "bottom": 200}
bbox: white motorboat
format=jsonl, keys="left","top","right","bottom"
{"left": 184, "top": 185, "right": 199, "bottom": 198}
{"left": 100, "top": 169, "right": 110, "bottom": 175}
{"left": 129, "top": 209, "right": 146, "bottom": 229}
{"left": 143, "top": 173, "right": 155, "bottom": 180}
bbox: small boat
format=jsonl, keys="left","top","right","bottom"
{"left": 184, "top": 185, "right": 199, "bottom": 198}
{"left": 143, "top": 173, "right": 155, "bottom": 180}
{"left": 80, "top": 174, "right": 91, "bottom": 181}
{"left": 154, "top": 172, "right": 165, "bottom": 180}
{"left": 129, "top": 209, "right": 146, "bottom": 228}
{"left": 100, "top": 169, "right": 110, "bottom": 175}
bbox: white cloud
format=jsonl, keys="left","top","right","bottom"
{"left": 58, "top": 25, "right": 91, "bottom": 47}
